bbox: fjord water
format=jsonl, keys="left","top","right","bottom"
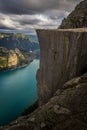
{"left": 0, "top": 59, "right": 39, "bottom": 126}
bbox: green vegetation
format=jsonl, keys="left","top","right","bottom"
{"left": 83, "top": 11, "right": 87, "bottom": 16}
{"left": 0, "top": 57, "right": 8, "bottom": 68}
{"left": 17, "top": 55, "right": 24, "bottom": 65}
{"left": 0, "top": 47, "right": 26, "bottom": 70}
{"left": 69, "top": 18, "right": 77, "bottom": 24}
{"left": 59, "top": 0, "right": 87, "bottom": 29}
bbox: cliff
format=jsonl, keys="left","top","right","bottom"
{"left": 1, "top": 1, "right": 87, "bottom": 128}
{"left": 0, "top": 47, "right": 25, "bottom": 70}
{"left": 59, "top": 0, "right": 87, "bottom": 29}
{"left": 0, "top": 72, "right": 87, "bottom": 130}
{"left": 14, "top": 48, "right": 25, "bottom": 65}
{"left": 8, "top": 50, "right": 18, "bottom": 67}
{"left": 0, "top": 28, "right": 87, "bottom": 130}
{"left": 37, "top": 28, "right": 87, "bottom": 105}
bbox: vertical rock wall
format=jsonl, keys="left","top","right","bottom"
{"left": 8, "top": 50, "right": 18, "bottom": 67}
{"left": 36, "top": 29, "right": 87, "bottom": 105}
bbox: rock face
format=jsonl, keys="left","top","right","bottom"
{"left": 8, "top": 50, "right": 18, "bottom": 67}
{"left": 0, "top": 47, "right": 25, "bottom": 70}
{"left": 0, "top": 73, "right": 87, "bottom": 130}
{"left": 15, "top": 48, "right": 25, "bottom": 60}
{"left": 0, "top": 29, "right": 87, "bottom": 129}
{"left": 36, "top": 28, "right": 87, "bottom": 105}
{"left": 59, "top": 0, "right": 87, "bottom": 29}
{"left": 14, "top": 48, "right": 25, "bottom": 65}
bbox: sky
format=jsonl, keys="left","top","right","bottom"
{"left": 0, "top": 0, "right": 82, "bottom": 35}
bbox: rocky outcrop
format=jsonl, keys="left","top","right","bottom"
{"left": 0, "top": 47, "right": 8, "bottom": 54}
{"left": 59, "top": 0, "right": 87, "bottom": 29}
{"left": 0, "top": 28, "right": 87, "bottom": 129}
{"left": 8, "top": 50, "right": 18, "bottom": 67}
{"left": 0, "top": 73, "right": 87, "bottom": 130}
{"left": 0, "top": 47, "right": 26, "bottom": 70}
{"left": 15, "top": 48, "right": 25, "bottom": 60}
{"left": 14, "top": 48, "right": 25, "bottom": 65}
{"left": 0, "top": 1, "right": 87, "bottom": 128}
{"left": 36, "top": 28, "right": 87, "bottom": 105}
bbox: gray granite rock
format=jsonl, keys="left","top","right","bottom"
{"left": 36, "top": 28, "right": 87, "bottom": 105}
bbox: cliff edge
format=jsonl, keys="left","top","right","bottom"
{"left": 37, "top": 28, "right": 87, "bottom": 105}
{"left": 0, "top": 47, "right": 25, "bottom": 71}
{"left": 0, "top": 1, "right": 87, "bottom": 129}
{"left": 0, "top": 28, "right": 87, "bottom": 130}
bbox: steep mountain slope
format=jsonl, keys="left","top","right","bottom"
{"left": 59, "top": 0, "right": 87, "bottom": 29}
{"left": 37, "top": 28, "right": 87, "bottom": 105}
{"left": 0, "top": 33, "right": 39, "bottom": 52}
{"left": 1, "top": 1, "right": 87, "bottom": 130}
{"left": 0, "top": 33, "right": 39, "bottom": 71}
{"left": 0, "top": 47, "right": 25, "bottom": 70}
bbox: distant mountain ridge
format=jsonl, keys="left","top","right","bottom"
{"left": 0, "top": 33, "right": 39, "bottom": 52}
{"left": 29, "top": 35, "right": 39, "bottom": 43}
{"left": 59, "top": 0, "right": 87, "bottom": 29}
{"left": 0, "top": 47, "right": 24, "bottom": 70}
{"left": 0, "top": 33, "right": 40, "bottom": 71}
{"left": 1, "top": 0, "right": 87, "bottom": 129}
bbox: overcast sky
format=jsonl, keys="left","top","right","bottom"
{"left": 0, "top": 0, "right": 82, "bottom": 35}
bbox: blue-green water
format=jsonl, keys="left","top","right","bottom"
{"left": 0, "top": 59, "right": 39, "bottom": 126}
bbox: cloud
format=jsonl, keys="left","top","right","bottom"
{"left": 0, "top": 0, "right": 82, "bottom": 15}
{"left": 0, "top": 0, "right": 82, "bottom": 34}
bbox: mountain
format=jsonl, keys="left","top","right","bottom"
{"left": 29, "top": 35, "right": 39, "bottom": 43}
{"left": 0, "top": 47, "right": 24, "bottom": 70}
{"left": 1, "top": 0, "right": 87, "bottom": 130}
{"left": 59, "top": 0, "right": 87, "bottom": 29}
{"left": 0, "top": 33, "right": 39, "bottom": 52}
{"left": 0, "top": 47, "right": 35, "bottom": 71}
{"left": 0, "top": 33, "right": 39, "bottom": 71}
